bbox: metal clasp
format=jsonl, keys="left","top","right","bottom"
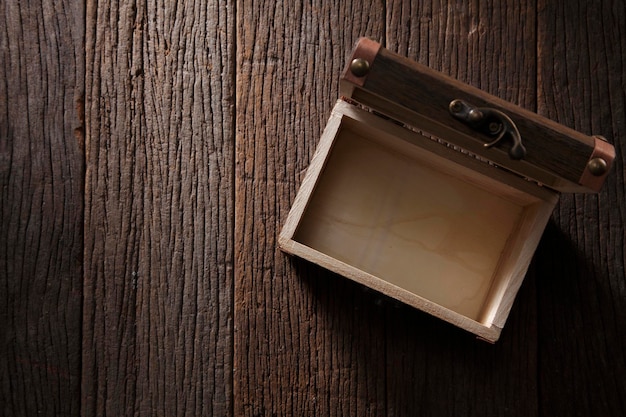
{"left": 449, "top": 99, "right": 526, "bottom": 160}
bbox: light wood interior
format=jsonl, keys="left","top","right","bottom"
{"left": 293, "top": 115, "right": 554, "bottom": 324}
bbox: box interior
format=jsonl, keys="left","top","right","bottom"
{"left": 293, "top": 115, "right": 553, "bottom": 325}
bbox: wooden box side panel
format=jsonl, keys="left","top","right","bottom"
{"left": 478, "top": 194, "right": 559, "bottom": 327}
{"left": 279, "top": 101, "right": 345, "bottom": 245}
{"left": 280, "top": 239, "right": 501, "bottom": 342}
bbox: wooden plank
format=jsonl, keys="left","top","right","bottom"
{"left": 384, "top": 1, "right": 541, "bottom": 416}
{"left": 536, "top": 1, "right": 626, "bottom": 415}
{"left": 234, "top": 1, "right": 387, "bottom": 415}
{"left": 0, "top": 1, "right": 84, "bottom": 416}
{"left": 83, "top": 1, "right": 234, "bottom": 415}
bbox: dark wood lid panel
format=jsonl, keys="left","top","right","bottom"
{"left": 340, "top": 38, "right": 613, "bottom": 192}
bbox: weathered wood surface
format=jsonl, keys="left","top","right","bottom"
{"left": 82, "top": 0, "right": 234, "bottom": 415}
{"left": 535, "top": 1, "right": 626, "bottom": 415}
{"left": 234, "top": 2, "right": 388, "bottom": 416}
{"left": 1, "top": 0, "right": 625, "bottom": 416}
{"left": 0, "top": 1, "right": 84, "bottom": 416}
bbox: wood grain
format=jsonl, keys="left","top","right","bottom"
{"left": 0, "top": 1, "right": 84, "bottom": 416}
{"left": 83, "top": 0, "right": 234, "bottom": 415}
{"left": 234, "top": 1, "right": 387, "bottom": 415}
{"left": 384, "top": 1, "right": 541, "bottom": 416}
{"left": 2, "top": 1, "right": 625, "bottom": 415}
{"left": 536, "top": 1, "right": 626, "bottom": 415}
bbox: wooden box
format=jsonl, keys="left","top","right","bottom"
{"left": 279, "top": 38, "right": 615, "bottom": 342}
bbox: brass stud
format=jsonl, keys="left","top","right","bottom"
{"left": 449, "top": 99, "right": 463, "bottom": 113}
{"left": 350, "top": 58, "right": 370, "bottom": 77}
{"left": 467, "top": 109, "right": 484, "bottom": 123}
{"left": 587, "top": 157, "right": 608, "bottom": 176}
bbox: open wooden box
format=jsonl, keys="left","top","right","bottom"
{"left": 279, "top": 38, "right": 615, "bottom": 342}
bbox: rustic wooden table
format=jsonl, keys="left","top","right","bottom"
{"left": 2, "top": 1, "right": 625, "bottom": 416}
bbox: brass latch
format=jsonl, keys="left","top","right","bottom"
{"left": 449, "top": 99, "right": 526, "bottom": 160}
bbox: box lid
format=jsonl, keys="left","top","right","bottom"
{"left": 340, "top": 38, "right": 615, "bottom": 193}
